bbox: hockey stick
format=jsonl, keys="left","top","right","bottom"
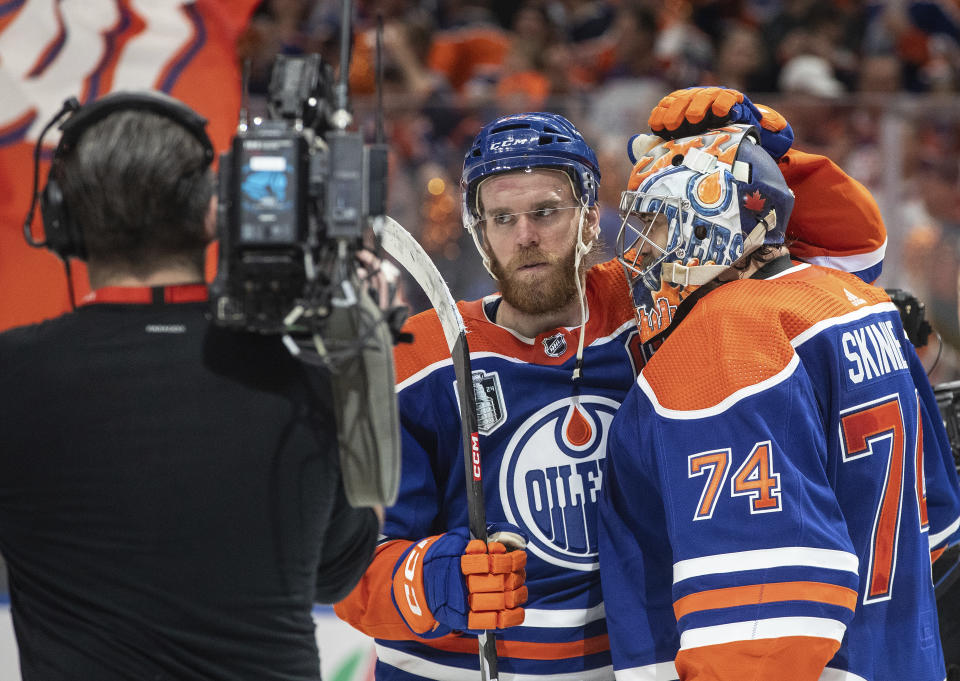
{"left": 377, "top": 216, "right": 499, "bottom": 681}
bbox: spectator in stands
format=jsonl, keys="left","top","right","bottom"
{"left": 707, "top": 20, "right": 769, "bottom": 92}
{"left": 902, "top": 156, "right": 960, "bottom": 380}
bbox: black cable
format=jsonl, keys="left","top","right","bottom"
{"left": 22, "top": 97, "right": 80, "bottom": 247}
{"left": 63, "top": 258, "right": 77, "bottom": 311}
{"left": 928, "top": 331, "right": 944, "bottom": 377}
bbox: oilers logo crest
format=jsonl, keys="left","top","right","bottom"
{"left": 499, "top": 396, "right": 619, "bottom": 571}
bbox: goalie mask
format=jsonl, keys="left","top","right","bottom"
{"left": 616, "top": 125, "right": 794, "bottom": 343}
{"left": 461, "top": 112, "right": 600, "bottom": 276}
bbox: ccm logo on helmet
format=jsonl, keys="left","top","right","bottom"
{"left": 489, "top": 136, "right": 536, "bottom": 151}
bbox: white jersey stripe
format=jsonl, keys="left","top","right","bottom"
{"left": 765, "top": 262, "right": 810, "bottom": 279}
{"left": 398, "top": 334, "right": 636, "bottom": 393}
{"left": 820, "top": 668, "right": 869, "bottom": 681}
{"left": 614, "top": 661, "right": 679, "bottom": 680}
{"left": 375, "top": 644, "right": 613, "bottom": 681}
{"left": 521, "top": 604, "right": 606, "bottom": 628}
{"left": 803, "top": 239, "right": 887, "bottom": 274}
{"left": 790, "top": 301, "right": 899, "bottom": 349}
{"left": 673, "top": 546, "right": 859, "bottom": 584}
{"left": 396, "top": 357, "right": 454, "bottom": 393}
{"left": 612, "top": 663, "right": 867, "bottom": 681}
{"left": 930, "top": 513, "right": 960, "bottom": 550}
{"left": 639, "top": 354, "right": 801, "bottom": 419}
{"left": 679, "top": 616, "right": 846, "bottom": 649}
{"left": 590, "top": 319, "right": 641, "bottom": 347}
{"left": 396, "top": 351, "right": 530, "bottom": 393}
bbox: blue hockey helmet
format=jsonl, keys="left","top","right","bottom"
{"left": 461, "top": 112, "right": 601, "bottom": 269}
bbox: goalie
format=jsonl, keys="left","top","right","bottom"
{"left": 599, "top": 121, "right": 960, "bottom": 680}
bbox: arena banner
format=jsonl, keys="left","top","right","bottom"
{"left": 0, "top": 0, "right": 258, "bottom": 331}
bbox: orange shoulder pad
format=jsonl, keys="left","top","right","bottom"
{"left": 642, "top": 281, "right": 796, "bottom": 411}
{"left": 394, "top": 309, "right": 454, "bottom": 385}
{"left": 781, "top": 149, "right": 886, "bottom": 259}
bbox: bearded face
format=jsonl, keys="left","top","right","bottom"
{"left": 489, "top": 238, "right": 581, "bottom": 314}
{"left": 477, "top": 169, "right": 598, "bottom": 317}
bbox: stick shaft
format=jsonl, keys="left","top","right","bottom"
{"left": 379, "top": 218, "right": 499, "bottom": 680}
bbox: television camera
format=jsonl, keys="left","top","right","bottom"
{"left": 209, "top": 53, "right": 391, "bottom": 340}
{"left": 210, "top": 36, "right": 401, "bottom": 508}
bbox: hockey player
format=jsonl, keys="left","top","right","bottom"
{"left": 335, "top": 92, "right": 899, "bottom": 680}
{"left": 338, "top": 111, "right": 634, "bottom": 680}
{"left": 599, "top": 124, "right": 960, "bottom": 680}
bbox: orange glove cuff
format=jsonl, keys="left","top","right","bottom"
{"left": 756, "top": 103, "right": 788, "bottom": 132}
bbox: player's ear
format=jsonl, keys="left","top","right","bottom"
{"left": 584, "top": 204, "right": 601, "bottom": 243}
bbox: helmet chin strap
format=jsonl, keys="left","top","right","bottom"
{"left": 572, "top": 199, "right": 593, "bottom": 381}
{"left": 660, "top": 209, "right": 777, "bottom": 287}
{"left": 480, "top": 247, "right": 497, "bottom": 280}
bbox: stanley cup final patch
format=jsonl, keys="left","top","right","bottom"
{"left": 471, "top": 369, "right": 507, "bottom": 435}
{"left": 542, "top": 332, "right": 567, "bottom": 358}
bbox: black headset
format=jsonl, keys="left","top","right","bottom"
{"left": 24, "top": 90, "right": 215, "bottom": 262}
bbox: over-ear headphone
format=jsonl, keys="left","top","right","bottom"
{"left": 26, "top": 90, "right": 214, "bottom": 262}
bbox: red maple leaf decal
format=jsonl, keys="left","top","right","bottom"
{"left": 743, "top": 190, "right": 767, "bottom": 212}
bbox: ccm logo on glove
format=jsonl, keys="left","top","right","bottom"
{"left": 391, "top": 527, "right": 527, "bottom": 636}
{"left": 401, "top": 537, "right": 433, "bottom": 618}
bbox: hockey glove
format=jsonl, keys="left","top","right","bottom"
{"left": 391, "top": 525, "right": 527, "bottom": 637}
{"left": 648, "top": 86, "right": 794, "bottom": 159}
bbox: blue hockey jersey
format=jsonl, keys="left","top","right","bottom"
{"left": 599, "top": 261, "right": 960, "bottom": 681}
{"left": 336, "top": 260, "right": 642, "bottom": 679}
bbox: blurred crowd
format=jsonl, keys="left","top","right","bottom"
{"left": 238, "top": 0, "right": 960, "bottom": 380}
{"left": 242, "top": 0, "right": 960, "bottom": 102}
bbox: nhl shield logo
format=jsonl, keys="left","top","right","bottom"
{"left": 471, "top": 369, "right": 506, "bottom": 435}
{"left": 542, "top": 332, "right": 567, "bottom": 357}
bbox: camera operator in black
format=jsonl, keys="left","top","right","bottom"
{"left": 0, "top": 91, "right": 379, "bottom": 680}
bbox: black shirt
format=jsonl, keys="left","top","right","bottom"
{"left": 0, "top": 284, "right": 377, "bottom": 680}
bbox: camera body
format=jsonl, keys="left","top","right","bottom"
{"left": 209, "top": 53, "right": 399, "bottom": 506}
{"left": 885, "top": 287, "right": 933, "bottom": 349}
{"left": 210, "top": 54, "right": 387, "bottom": 335}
